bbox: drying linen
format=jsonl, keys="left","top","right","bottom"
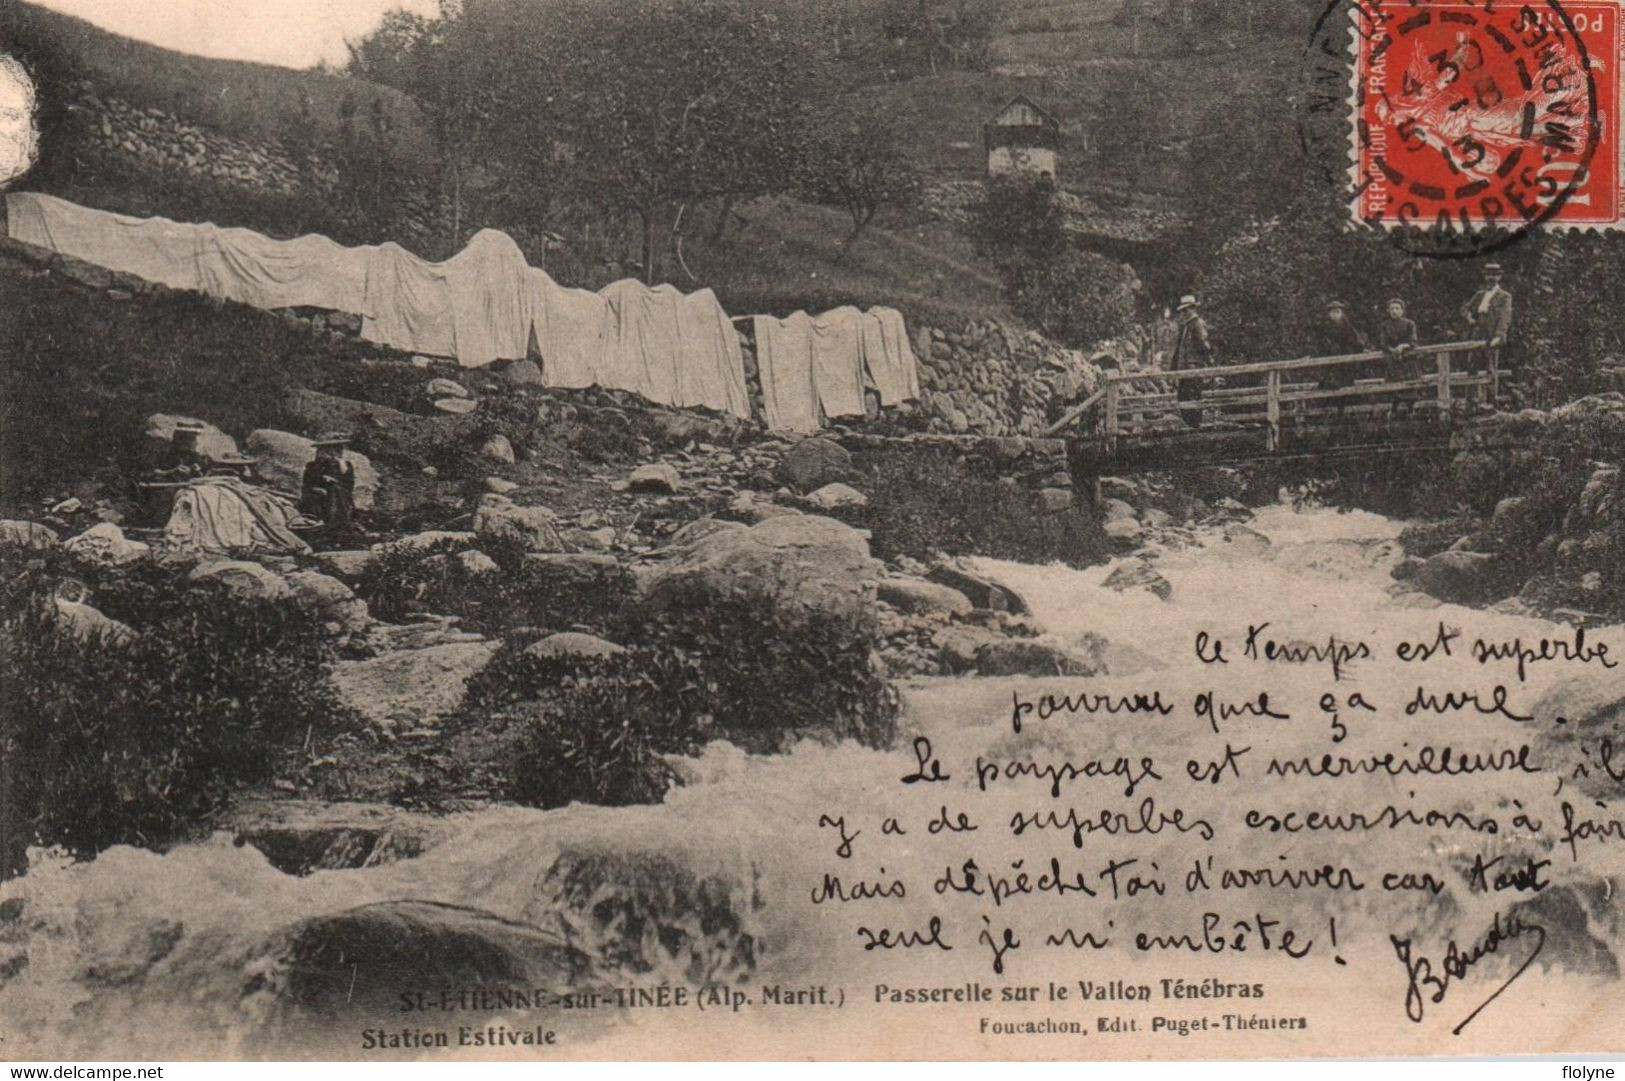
{"left": 753, "top": 312, "right": 821, "bottom": 433}
{"left": 673, "top": 288, "right": 751, "bottom": 418}
{"left": 162, "top": 477, "right": 312, "bottom": 556}
{"left": 565, "top": 276, "right": 747, "bottom": 414}
{"left": 810, "top": 306, "right": 869, "bottom": 420}
{"left": 7, "top": 192, "right": 371, "bottom": 313}
{"left": 599, "top": 278, "right": 679, "bottom": 404}
{"left": 360, "top": 242, "right": 457, "bottom": 358}
{"left": 526, "top": 268, "right": 609, "bottom": 389}
{"left": 194, "top": 223, "right": 369, "bottom": 316}
{"left": 359, "top": 230, "right": 531, "bottom": 367}
{"left": 442, "top": 229, "right": 532, "bottom": 368}
{"left": 860, "top": 306, "right": 922, "bottom": 406}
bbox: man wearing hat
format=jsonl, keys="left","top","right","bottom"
{"left": 207, "top": 452, "right": 261, "bottom": 483}
{"left": 1460, "top": 262, "right": 1513, "bottom": 374}
{"left": 1169, "top": 295, "right": 1213, "bottom": 427}
{"left": 155, "top": 422, "right": 209, "bottom": 480}
{"left": 1377, "top": 297, "right": 1421, "bottom": 377}
{"left": 299, "top": 433, "right": 356, "bottom": 540}
{"left": 1314, "top": 300, "right": 1370, "bottom": 391}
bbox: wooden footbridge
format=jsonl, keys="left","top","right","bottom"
{"left": 1046, "top": 340, "right": 1510, "bottom": 476}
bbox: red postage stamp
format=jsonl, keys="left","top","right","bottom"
{"left": 1352, "top": 0, "right": 1623, "bottom": 232}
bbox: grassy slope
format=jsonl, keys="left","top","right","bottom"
{"left": 6, "top": 1, "right": 435, "bottom": 165}
{"left": 685, "top": 197, "right": 1010, "bottom": 327}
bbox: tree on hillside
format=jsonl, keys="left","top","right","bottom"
{"left": 798, "top": 105, "right": 922, "bottom": 250}
{"left": 347, "top": 1, "right": 501, "bottom": 248}
{"left": 472, "top": 0, "right": 819, "bottom": 283}
{"left": 879, "top": 0, "right": 999, "bottom": 75}
{"left": 969, "top": 173, "right": 1065, "bottom": 264}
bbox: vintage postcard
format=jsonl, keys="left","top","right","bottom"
{"left": 1, "top": 0, "right": 1623, "bottom": 1064}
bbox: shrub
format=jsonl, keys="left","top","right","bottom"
{"left": 351, "top": 536, "right": 636, "bottom": 635}
{"left": 477, "top": 650, "right": 704, "bottom": 810}
{"left": 460, "top": 593, "right": 899, "bottom": 810}
{"left": 0, "top": 546, "right": 353, "bottom": 877}
{"left": 1001, "top": 247, "right": 1140, "bottom": 349}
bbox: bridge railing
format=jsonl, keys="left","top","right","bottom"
{"left": 1043, "top": 340, "right": 1497, "bottom": 449}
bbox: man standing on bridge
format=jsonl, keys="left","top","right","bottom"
{"left": 1461, "top": 262, "right": 1513, "bottom": 376}
{"left": 1169, "top": 295, "right": 1212, "bottom": 428}
{"left": 1314, "top": 301, "right": 1369, "bottom": 393}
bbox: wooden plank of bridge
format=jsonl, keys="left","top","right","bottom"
{"left": 1104, "top": 381, "right": 1120, "bottom": 451}
{"left": 1266, "top": 369, "right": 1281, "bottom": 451}
{"left": 1437, "top": 348, "right": 1452, "bottom": 412}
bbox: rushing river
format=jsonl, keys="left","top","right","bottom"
{"left": 3, "top": 505, "right": 1622, "bottom": 1059}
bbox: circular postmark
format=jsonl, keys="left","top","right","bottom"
{"left": 0, "top": 52, "right": 40, "bottom": 188}
{"left": 1300, "top": 0, "right": 1610, "bottom": 257}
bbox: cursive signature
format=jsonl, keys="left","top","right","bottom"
{"left": 1390, "top": 908, "right": 1546, "bottom": 1035}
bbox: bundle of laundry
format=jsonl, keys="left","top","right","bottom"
{"left": 162, "top": 477, "right": 313, "bottom": 557}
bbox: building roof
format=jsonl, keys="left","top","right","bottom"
{"left": 988, "top": 94, "right": 1059, "bottom": 129}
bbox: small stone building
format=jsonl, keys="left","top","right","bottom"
{"left": 984, "top": 95, "right": 1060, "bottom": 180}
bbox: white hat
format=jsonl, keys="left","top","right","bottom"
{"left": 1177, "top": 295, "right": 1198, "bottom": 310}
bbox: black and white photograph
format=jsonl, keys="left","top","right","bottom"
{"left": 0, "top": 0, "right": 1623, "bottom": 1063}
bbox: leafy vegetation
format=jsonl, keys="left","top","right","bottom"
{"left": 460, "top": 593, "right": 900, "bottom": 809}
{"left": 970, "top": 174, "right": 1139, "bottom": 347}
{"left": 351, "top": 537, "right": 637, "bottom": 637}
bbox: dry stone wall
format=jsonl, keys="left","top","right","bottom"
{"left": 912, "top": 318, "right": 1099, "bottom": 437}
{"left": 69, "top": 83, "right": 316, "bottom": 197}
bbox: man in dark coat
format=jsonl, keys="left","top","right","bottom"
{"left": 299, "top": 433, "right": 356, "bottom": 541}
{"left": 1315, "top": 300, "right": 1369, "bottom": 390}
{"left": 1378, "top": 298, "right": 1421, "bottom": 378}
{"left": 1460, "top": 262, "right": 1513, "bottom": 374}
{"left": 1169, "top": 295, "right": 1213, "bottom": 427}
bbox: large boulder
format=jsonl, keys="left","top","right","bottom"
{"left": 668, "top": 517, "right": 746, "bottom": 549}
{"left": 878, "top": 576, "right": 973, "bottom": 617}
{"left": 1530, "top": 673, "right": 1624, "bottom": 800}
{"left": 1102, "top": 559, "right": 1172, "bottom": 601}
{"left": 145, "top": 415, "right": 236, "bottom": 463}
{"left": 480, "top": 434, "right": 516, "bottom": 464}
{"left": 274, "top": 900, "right": 585, "bottom": 1016}
{"left": 391, "top": 530, "right": 478, "bottom": 553}
{"left": 189, "top": 560, "right": 292, "bottom": 601}
{"left": 775, "top": 438, "right": 851, "bottom": 493}
{"left": 284, "top": 571, "right": 370, "bottom": 635}
{"left": 331, "top": 641, "right": 499, "bottom": 730}
{"left": 1413, "top": 550, "right": 1504, "bottom": 605}
{"left": 927, "top": 562, "right": 1031, "bottom": 615}
{"left": 473, "top": 494, "right": 565, "bottom": 553}
{"left": 728, "top": 492, "right": 802, "bottom": 524}
{"left": 51, "top": 597, "right": 135, "bottom": 645}
{"left": 245, "top": 430, "right": 379, "bottom": 511}
{"left": 1101, "top": 497, "right": 1137, "bottom": 523}
{"left": 805, "top": 482, "right": 869, "bottom": 511}
{"left": 63, "top": 523, "right": 149, "bottom": 568}
{"left": 640, "top": 514, "right": 879, "bottom": 639}
{"left": 971, "top": 635, "right": 1106, "bottom": 678}
{"left": 0, "top": 520, "right": 60, "bottom": 549}
{"left": 627, "top": 463, "right": 682, "bottom": 494}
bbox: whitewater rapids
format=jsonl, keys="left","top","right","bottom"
{"left": 2, "top": 504, "right": 1621, "bottom": 1059}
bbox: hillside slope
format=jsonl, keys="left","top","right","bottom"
{"left": 4, "top": 1, "right": 435, "bottom": 165}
